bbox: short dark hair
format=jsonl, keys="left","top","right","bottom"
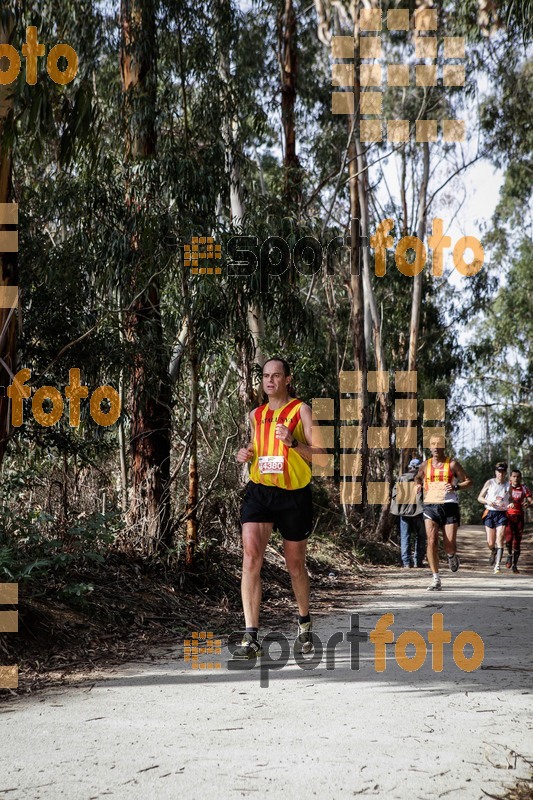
{"left": 261, "top": 356, "right": 296, "bottom": 399}
{"left": 263, "top": 356, "right": 291, "bottom": 377}
{"left": 511, "top": 468, "right": 522, "bottom": 476}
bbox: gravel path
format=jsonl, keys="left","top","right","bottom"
{"left": 2, "top": 525, "right": 532, "bottom": 799}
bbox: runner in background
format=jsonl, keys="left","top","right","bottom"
{"left": 414, "top": 435, "right": 473, "bottom": 592}
{"left": 390, "top": 458, "right": 425, "bottom": 568}
{"left": 477, "top": 462, "right": 510, "bottom": 574}
{"left": 505, "top": 469, "right": 532, "bottom": 573}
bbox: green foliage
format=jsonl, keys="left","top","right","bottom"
{"left": 0, "top": 468, "right": 122, "bottom": 591}
{"left": 3, "top": 0, "right": 526, "bottom": 566}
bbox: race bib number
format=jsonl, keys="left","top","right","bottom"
{"left": 258, "top": 455, "right": 284, "bottom": 474}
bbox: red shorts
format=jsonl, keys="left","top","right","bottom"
{"left": 506, "top": 515, "right": 524, "bottom": 542}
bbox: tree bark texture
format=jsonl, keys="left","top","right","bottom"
{"left": 0, "top": 11, "right": 18, "bottom": 466}
{"left": 348, "top": 138, "right": 368, "bottom": 508}
{"left": 403, "top": 141, "right": 430, "bottom": 470}
{"left": 277, "top": 0, "right": 301, "bottom": 204}
{"left": 121, "top": 0, "right": 172, "bottom": 554}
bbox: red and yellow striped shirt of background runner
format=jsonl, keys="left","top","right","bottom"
{"left": 249, "top": 399, "right": 312, "bottom": 490}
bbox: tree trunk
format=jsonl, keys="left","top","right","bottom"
{"left": 348, "top": 139, "right": 368, "bottom": 509}
{"left": 185, "top": 344, "right": 198, "bottom": 566}
{"left": 355, "top": 137, "right": 393, "bottom": 539}
{"left": 277, "top": 0, "right": 301, "bottom": 205}
{"left": 402, "top": 141, "right": 430, "bottom": 470}
{"left": 121, "top": 0, "right": 172, "bottom": 554}
{"left": 184, "top": 290, "right": 198, "bottom": 567}
{"left": 216, "top": 0, "right": 244, "bottom": 224}
{"left": 214, "top": 0, "right": 265, "bottom": 401}
{"left": 0, "top": 11, "right": 17, "bottom": 466}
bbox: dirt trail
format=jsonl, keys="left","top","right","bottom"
{"left": 2, "top": 526, "right": 532, "bottom": 799}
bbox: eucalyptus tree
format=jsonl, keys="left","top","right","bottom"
{"left": 0, "top": 7, "right": 17, "bottom": 465}
{"left": 0, "top": 0, "right": 106, "bottom": 472}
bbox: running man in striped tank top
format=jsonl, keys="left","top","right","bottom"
{"left": 233, "top": 357, "right": 328, "bottom": 659}
{"left": 414, "top": 434, "right": 472, "bottom": 591}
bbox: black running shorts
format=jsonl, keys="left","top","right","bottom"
{"left": 240, "top": 481, "right": 313, "bottom": 541}
{"left": 484, "top": 510, "right": 508, "bottom": 529}
{"left": 423, "top": 502, "right": 460, "bottom": 526}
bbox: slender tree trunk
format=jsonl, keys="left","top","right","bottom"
{"left": 247, "top": 304, "right": 265, "bottom": 368}
{"left": 115, "top": 286, "right": 129, "bottom": 511}
{"left": 402, "top": 141, "right": 430, "bottom": 470}
{"left": 348, "top": 140, "right": 368, "bottom": 509}
{"left": 355, "top": 138, "right": 393, "bottom": 539}
{"left": 278, "top": 0, "right": 301, "bottom": 205}
{"left": 400, "top": 148, "right": 408, "bottom": 237}
{"left": 185, "top": 351, "right": 199, "bottom": 565}
{"left": 216, "top": 0, "right": 244, "bottom": 225}
{"left": 182, "top": 265, "right": 198, "bottom": 566}
{"left": 0, "top": 11, "right": 17, "bottom": 466}
{"left": 344, "top": 10, "right": 370, "bottom": 511}
{"left": 169, "top": 318, "right": 189, "bottom": 385}
{"left": 214, "top": 0, "right": 265, "bottom": 401}
{"left": 121, "top": 0, "right": 172, "bottom": 554}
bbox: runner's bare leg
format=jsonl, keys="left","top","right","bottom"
{"left": 485, "top": 526, "right": 496, "bottom": 549}
{"left": 241, "top": 522, "right": 273, "bottom": 628}
{"left": 284, "top": 538, "right": 310, "bottom": 617}
{"left": 425, "top": 518, "right": 440, "bottom": 574}
{"left": 495, "top": 523, "right": 506, "bottom": 550}
{"left": 443, "top": 522, "right": 458, "bottom": 555}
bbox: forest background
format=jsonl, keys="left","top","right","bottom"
{"left": 0, "top": 0, "right": 531, "bottom": 682}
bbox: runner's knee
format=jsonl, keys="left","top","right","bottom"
{"left": 242, "top": 548, "right": 264, "bottom": 573}
{"left": 285, "top": 557, "right": 306, "bottom": 579}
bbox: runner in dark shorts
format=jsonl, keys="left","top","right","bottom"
{"left": 422, "top": 503, "right": 461, "bottom": 527}
{"left": 241, "top": 482, "right": 313, "bottom": 541}
{"left": 415, "top": 434, "right": 472, "bottom": 592}
{"left": 233, "top": 357, "right": 327, "bottom": 660}
{"left": 478, "top": 462, "right": 510, "bottom": 573}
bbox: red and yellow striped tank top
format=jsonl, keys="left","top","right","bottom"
{"left": 249, "top": 399, "right": 311, "bottom": 490}
{"left": 424, "top": 457, "right": 451, "bottom": 492}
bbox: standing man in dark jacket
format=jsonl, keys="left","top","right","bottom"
{"left": 391, "top": 458, "right": 426, "bottom": 568}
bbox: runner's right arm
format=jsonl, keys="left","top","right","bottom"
{"left": 477, "top": 480, "right": 490, "bottom": 505}
{"left": 414, "top": 461, "right": 427, "bottom": 494}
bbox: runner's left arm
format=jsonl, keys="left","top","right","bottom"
{"left": 449, "top": 459, "right": 473, "bottom": 492}
{"left": 276, "top": 403, "right": 328, "bottom": 466}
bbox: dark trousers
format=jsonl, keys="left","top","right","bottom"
{"left": 400, "top": 515, "right": 426, "bottom": 567}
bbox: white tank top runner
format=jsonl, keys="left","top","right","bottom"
{"left": 485, "top": 479, "right": 510, "bottom": 511}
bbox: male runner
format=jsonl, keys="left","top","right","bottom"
{"left": 505, "top": 469, "right": 531, "bottom": 573}
{"left": 415, "top": 435, "right": 472, "bottom": 591}
{"left": 234, "top": 357, "right": 327, "bottom": 659}
{"left": 477, "top": 462, "right": 510, "bottom": 573}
